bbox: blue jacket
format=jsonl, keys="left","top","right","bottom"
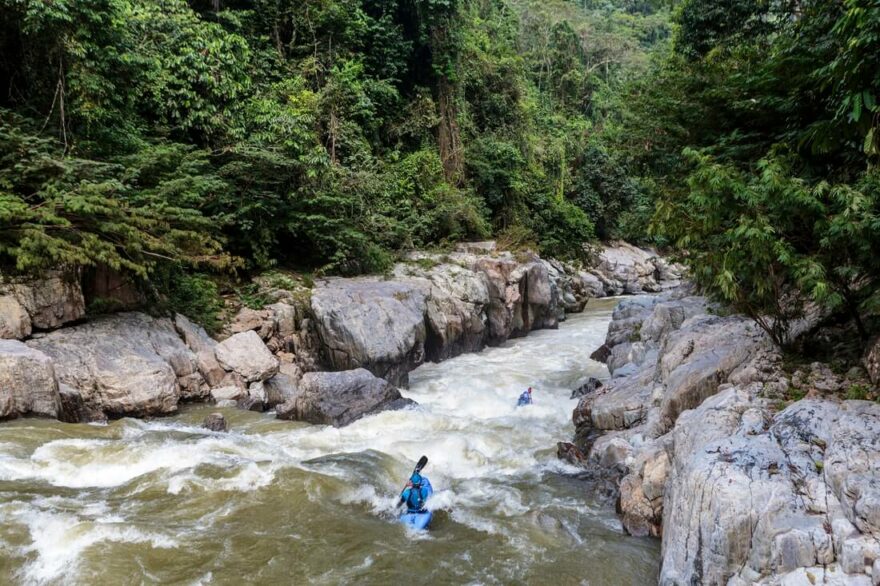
{"left": 517, "top": 391, "right": 533, "bottom": 406}
{"left": 401, "top": 479, "right": 431, "bottom": 513}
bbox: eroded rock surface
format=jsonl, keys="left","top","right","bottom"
{"left": 571, "top": 289, "right": 880, "bottom": 585}
{"left": 0, "top": 271, "right": 85, "bottom": 339}
{"left": 0, "top": 340, "right": 60, "bottom": 419}
{"left": 27, "top": 313, "right": 204, "bottom": 420}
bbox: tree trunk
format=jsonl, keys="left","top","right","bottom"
{"left": 437, "top": 76, "right": 463, "bottom": 184}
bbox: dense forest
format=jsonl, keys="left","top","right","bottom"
{"left": 1, "top": 0, "right": 879, "bottom": 344}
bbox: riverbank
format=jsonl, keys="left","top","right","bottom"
{"left": 0, "top": 241, "right": 679, "bottom": 425}
{"left": 566, "top": 289, "right": 880, "bottom": 585}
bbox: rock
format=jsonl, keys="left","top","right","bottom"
{"left": 590, "top": 344, "right": 611, "bottom": 363}
{"left": 174, "top": 314, "right": 216, "bottom": 354}
{"left": 864, "top": 336, "right": 880, "bottom": 385}
{"left": 211, "top": 386, "right": 244, "bottom": 403}
{"left": 0, "top": 340, "right": 60, "bottom": 419}
{"left": 311, "top": 279, "right": 428, "bottom": 386}
{"left": 410, "top": 263, "right": 490, "bottom": 362}
{"left": 0, "top": 295, "right": 30, "bottom": 339}
{"left": 56, "top": 383, "right": 106, "bottom": 423}
{"left": 229, "top": 307, "right": 274, "bottom": 339}
{"left": 27, "top": 313, "right": 201, "bottom": 420}
{"left": 214, "top": 330, "right": 279, "bottom": 383}
{"left": 196, "top": 349, "right": 226, "bottom": 388}
{"left": 657, "top": 315, "right": 767, "bottom": 433}
{"left": 263, "top": 373, "right": 299, "bottom": 408}
{"left": 0, "top": 271, "right": 85, "bottom": 339}
{"left": 203, "top": 413, "right": 228, "bottom": 432}
{"left": 172, "top": 315, "right": 226, "bottom": 389}
{"left": 571, "top": 377, "right": 604, "bottom": 399}
{"left": 806, "top": 361, "right": 845, "bottom": 395}
{"left": 568, "top": 284, "right": 880, "bottom": 585}
{"left": 556, "top": 441, "right": 587, "bottom": 465}
{"left": 659, "top": 391, "right": 880, "bottom": 585}
{"left": 240, "top": 381, "right": 268, "bottom": 411}
{"left": 276, "top": 368, "right": 415, "bottom": 427}
{"left": 456, "top": 241, "right": 497, "bottom": 254}
{"left": 589, "top": 241, "right": 681, "bottom": 294}
{"left": 575, "top": 271, "right": 606, "bottom": 299}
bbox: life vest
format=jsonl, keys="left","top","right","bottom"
{"left": 406, "top": 484, "right": 426, "bottom": 512}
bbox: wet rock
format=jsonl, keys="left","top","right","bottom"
{"left": 214, "top": 330, "right": 279, "bottom": 383}
{"left": 276, "top": 368, "right": 415, "bottom": 427}
{"left": 557, "top": 441, "right": 587, "bottom": 465}
{"left": 571, "top": 377, "right": 603, "bottom": 399}
{"left": 56, "top": 383, "right": 106, "bottom": 423}
{"left": 203, "top": 412, "right": 228, "bottom": 432}
{"left": 27, "top": 313, "right": 202, "bottom": 419}
{"left": 263, "top": 373, "right": 299, "bottom": 408}
{"left": 590, "top": 344, "right": 611, "bottom": 363}
{"left": 0, "top": 340, "right": 60, "bottom": 419}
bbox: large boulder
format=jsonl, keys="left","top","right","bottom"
{"left": 214, "top": 330, "right": 279, "bottom": 383}
{"left": 393, "top": 262, "right": 491, "bottom": 362}
{"left": 27, "top": 312, "right": 203, "bottom": 420}
{"left": 661, "top": 392, "right": 880, "bottom": 585}
{"left": 587, "top": 241, "right": 681, "bottom": 295}
{"left": 311, "top": 279, "right": 428, "bottom": 386}
{"left": 0, "top": 340, "right": 60, "bottom": 419}
{"left": 276, "top": 368, "right": 415, "bottom": 427}
{"left": 0, "top": 271, "right": 85, "bottom": 339}
{"left": 473, "top": 256, "right": 558, "bottom": 342}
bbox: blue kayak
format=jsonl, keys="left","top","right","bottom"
{"left": 399, "top": 477, "right": 433, "bottom": 530}
{"left": 400, "top": 510, "right": 433, "bottom": 530}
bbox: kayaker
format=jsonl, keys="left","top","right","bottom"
{"left": 400, "top": 472, "right": 431, "bottom": 513}
{"left": 517, "top": 387, "right": 533, "bottom": 406}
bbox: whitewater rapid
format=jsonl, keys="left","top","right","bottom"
{"left": 0, "top": 298, "right": 659, "bottom": 585}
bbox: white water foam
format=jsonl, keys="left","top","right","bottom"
{"left": 0, "top": 303, "right": 624, "bottom": 583}
{"left": 4, "top": 502, "right": 176, "bottom": 585}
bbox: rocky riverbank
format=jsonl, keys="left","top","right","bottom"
{"left": 0, "top": 241, "right": 679, "bottom": 426}
{"left": 564, "top": 289, "right": 880, "bottom": 585}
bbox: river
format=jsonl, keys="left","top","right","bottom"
{"left": 0, "top": 297, "right": 659, "bottom": 585}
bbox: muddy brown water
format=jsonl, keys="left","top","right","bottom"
{"left": 0, "top": 298, "right": 659, "bottom": 585}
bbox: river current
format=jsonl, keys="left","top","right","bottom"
{"left": 0, "top": 297, "right": 659, "bottom": 585}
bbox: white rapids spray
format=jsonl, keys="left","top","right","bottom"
{"left": 0, "top": 298, "right": 660, "bottom": 585}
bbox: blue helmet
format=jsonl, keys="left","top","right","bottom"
{"left": 410, "top": 473, "right": 422, "bottom": 487}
